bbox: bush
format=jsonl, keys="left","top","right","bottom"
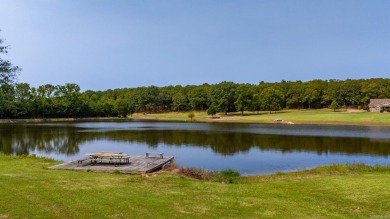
{"left": 188, "top": 112, "right": 195, "bottom": 121}
{"left": 220, "top": 169, "right": 240, "bottom": 177}
{"left": 113, "top": 170, "right": 121, "bottom": 174}
{"left": 212, "top": 169, "right": 240, "bottom": 184}
{"left": 330, "top": 100, "right": 339, "bottom": 112}
{"left": 207, "top": 104, "right": 218, "bottom": 117}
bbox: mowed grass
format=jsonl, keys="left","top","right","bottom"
{"left": 133, "top": 109, "right": 390, "bottom": 125}
{"left": 1, "top": 156, "right": 390, "bottom": 218}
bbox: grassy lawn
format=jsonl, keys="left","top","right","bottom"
{"left": 132, "top": 109, "right": 390, "bottom": 125}
{"left": 1, "top": 156, "right": 390, "bottom": 218}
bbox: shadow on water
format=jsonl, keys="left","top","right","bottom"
{"left": 1, "top": 123, "right": 390, "bottom": 157}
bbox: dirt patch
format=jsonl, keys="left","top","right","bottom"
{"left": 346, "top": 109, "right": 365, "bottom": 113}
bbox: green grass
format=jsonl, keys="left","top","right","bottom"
{"left": 133, "top": 109, "right": 390, "bottom": 125}
{"left": 1, "top": 155, "right": 390, "bottom": 218}
{"left": 133, "top": 111, "right": 209, "bottom": 121}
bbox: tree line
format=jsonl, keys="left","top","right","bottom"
{"left": 2, "top": 31, "right": 390, "bottom": 119}
{"left": 0, "top": 78, "right": 390, "bottom": 119}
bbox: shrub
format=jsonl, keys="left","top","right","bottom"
{"left": 220, "top": 169, "right": 240, "bottom": 177}
{"left": 212, "top": 169, "right": 240, "bottom": 184}
{"left": 330, "top": 100, "right": 339, "bottom": 112}
{"left": 113, "top": 170, "right": 121, "bottom": 174}
{"left": 207, "top": 104, "right": 218, "bottom": 117}
{"left": 188, "top": 112, "right": 195, "bottom": 121}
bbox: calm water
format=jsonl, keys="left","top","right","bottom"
{"left": 1, "top": 121, "right": 390, "bottom": 175}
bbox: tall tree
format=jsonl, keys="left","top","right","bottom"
{"left": 302, "top": 80, "right": 326, "bottom": 109}
{"left": 34, "top": 84, "right": 56, "bottom": 117}
{"left": 0, "top": 30, "right": 21, "bottom": 118}
{"left": 14, "top": 83, "right": 33, "bottom": 118}
{"left": 234, "top": 83, "right": 254, "bottom": 116}
{"left": 210, "top": 81, "right": 236, "bottom": 115}
{"left": 339, "top": 79, "right": 362, "bottom": 107}
{"left": 187, "top": 84, "right": 210, "bottom": 110}
{"left": 53, "top": 83, "right": 83, "bottom": 117}
{"left": 172, "top": 92, "right": 188, "bottom": 112}
{"left": 137, "top": 86, "right": 159, "bottom": 112}
{"left": 285, "top": 81, "right": 304, "bottom": 109}
{"left": 259, "top": 87, "right": 284, "bottom": 114}
{"left": 0, "top": 30, "right": 20, "bottom": 86}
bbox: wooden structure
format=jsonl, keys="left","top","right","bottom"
{"left": 84, "top": 152, "right": 130, "bottom": 166}
{"left": 368, "top": 99, "right": 390, "bottom": 112}
{"left": 49, "top": 153, "right": 174, "bottom": 173}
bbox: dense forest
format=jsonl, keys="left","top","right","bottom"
{"left": 1, "top": 32, "right": 390, "bottom": 119}
{"left": 1, "top": 78, "right": 389, "bottom": 119}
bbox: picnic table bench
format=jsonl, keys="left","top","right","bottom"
{"left": 77, "top": 158, "right": 92, "bottom": 167}
{"left": 146, "top": 152, "right": 164, "bottom": 158}
{"left": 84, "top": 152, "right": 130, "bottom": 166}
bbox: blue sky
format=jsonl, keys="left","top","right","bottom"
{"left": 1, "top": 0, "right": 389, "bottom": 91}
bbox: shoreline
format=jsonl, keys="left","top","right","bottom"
{"left": 1, "top": 115, "right": 390, "bottom": 127}
{"left": 131, "top": 117, "right": 390, "bottom": 127}
{"left": 7, "top": 154, "right": 390, "bottom": 177}
{"left": 0, "top": 117, "right": 132, "bottom": 124}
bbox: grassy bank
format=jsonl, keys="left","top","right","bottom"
{"left": 133, "top": 109, "right": 390, "bottom": 125}
{"left": 2, "top": 109, "right": 389, "bottom": 126}
{"left": 1, "top": 156, "right": 390, "bottom": 218}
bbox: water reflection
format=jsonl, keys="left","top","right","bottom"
{"left": 1, "top": 123, "right": 390, "bottom": 157}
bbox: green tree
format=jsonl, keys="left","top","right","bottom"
{"left": 210, "top": 81, "right": 236, "bottom": 115}
{"left": 285, "top": 81, "right": 304, "bottom": 109}
{"left": 114, "top": 96, "right": 128, "bottom": 117}
{"left": 34, "top": 84, "right": 56, "bottom": 117}
{"left": 322, "top": 79, "right": 340, "bottom": 106}
{"left": 303, "top": 80, "right": 326, "bottom": 109}
{"left": 330, "top": 100, "right": 339, "bottom": 112}
{"left": 14, "top": 83, "right": 33, "bottom": 118}
{"left": 137, "top": 86, "right": 159, "bottom": 113}
{"left": 0, "top": 30, "right": 20, "bottom": 118}
{"left": 53, "top": 83, "right": 83, "bottom": 117}
{"left": 338, "top": 79, "right": 362, "bottom": 108}
{"left": 259, "top": 87, "right": 284, "bottom": 114}
{"left": 0, "top": 31, "right": 20, "bottom": 86}
{"left": 157, "top": 86, "right": 174, "bottom": 111}
{"left": 187, "top": 84, "right": 210, "bottom": 110}
{"left": 172, "top": 92, "right": 188, "bottom": 112}
{"left": 188, "top": 112, "right": 195, "bottom": 121}
{"left": 127, "top": 103, "right": 136, "bottom": 117}
{"left": 207, "top": 103, "right": 218, "bottom": 117}
{"left": 234, "top": 83, "right": 254, "bottom": 116}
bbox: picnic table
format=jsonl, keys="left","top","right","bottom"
{"left": 86, "top": 152, "right": 130, "bottom": 166}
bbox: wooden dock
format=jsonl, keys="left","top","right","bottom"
{"left": 49, "top": 154, "right": 174, "bottom": 173}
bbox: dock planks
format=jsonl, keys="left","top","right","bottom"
{"left": 49, "top": 155, "right": 174, "bottom": 173}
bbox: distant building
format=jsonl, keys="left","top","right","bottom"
{"left": 368, "top": 99, "right": 390, "bottom": 112}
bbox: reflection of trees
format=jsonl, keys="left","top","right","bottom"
{"left": 1, "top": 124, "right": 390, "bottom": 157}
{"left": 101, "top": 130, "right": 390, "bottom": 156}
{"left": 0, "top": 125, "right": 84, "bottom": 155}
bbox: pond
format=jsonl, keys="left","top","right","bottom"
{"left": 1, "top": 121, "right": 390, "bottom": 175}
